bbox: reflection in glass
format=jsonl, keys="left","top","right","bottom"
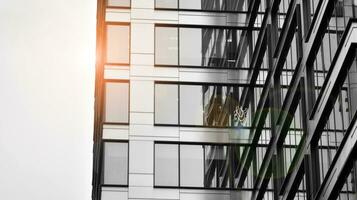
{"left": 180, "top": 145, "right": 204, "bottom": 187}
{"left": 204, "top": 145, "right": 231, "bottom": 188}
{"left": 154, "top": 83, "right": 245, "bottom": 127}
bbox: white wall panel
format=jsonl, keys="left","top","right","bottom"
{"left": 130, "top": 125, "right": 179, "bottom": 138}
{"left": 180, "top": 193, "right": 230, "bottom": 200}
{"left": 129, "top": 140, "right": 153, "bottom": 173}
{"left": 130, "top": 65, "right": 179, "bottom": 78}
{"left": 131, "top": 23, "right": 154, "bottom": 54}
{"left": 106, "top": 10, "right": 131, "bottom": 22}
{"left": 129, "top": 187, "right": 179, "bottom": 199}
{"left": 130, "top": 80, "right": 154, "bottom": 112}
{"left": 101, "top": 190, "right": 128, "bottom": 200}
{"left": 131, "top": 54, "right": 154, "bottom": 65}
{"left": 130, "top": 112, "right": 154, "bottom": 125}
{"left": 104, "top": 66, "right": 130, "bottom": 80}
{"left": 103, "top": 125, "right": 129, "bottom": 140}
{"left": 129, "top": 174, "right": 153, "bottom": 187}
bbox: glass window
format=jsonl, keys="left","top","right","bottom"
{"left": 203, "top": 145, "right": 230, "bottom": 188}
{"left": 107, "top": 0, "right": 130, "bottom": 7}
{"left": 105, "top": 81, "right": 129, "bottom": 124}
{"left": 155, "top": 26, "right": 178, "bottom": 66}
{"left": 154, "top": 82, "right": 246, "bottom": 127}
{"left": 180, "top": 85, "right": 204, "bottom": 125}
{"left": 180, "top": 145, "right": 204, "bottom": 187}
{"left": 155, "top": 0, "right": 248, "bottom": 12}
{"left": 179, "top": 0, "right": 201, "bottom": 10}
{"left": 154, "top": 142, "right": 234, "bottom": 189}
{"left": 155, "top": 83, "right": 179, "bottom": 124}
{"left": 106, "top": 24, "right": 130, "bottom": 64}
{"left": 179, "top": 28, "right": 202, "bottom": 66}
{"left": 155, "top": 25, "right": 242, "bottom": 69}
{"left": 102, "top": 141, "right": 128, "bottom": 185}
{"left": 156, "top": 0, "right": 177, "bottom": 9}
{"left": 154, "top": 143, "right": 179, "bottom": 186}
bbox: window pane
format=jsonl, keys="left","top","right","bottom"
{"left": 107, "top": 0, "right": 130, "bottom": 7}
{"left": 155, "top": 26, "right": 178, "bottom": 65}
{"left": 106, "top": 24, "right": 130, "bottom": 64}
{"left": 103, "top": 142, "right": 128, "bottom": 185}
{"left": 155, "top": 84, "right": 178, "bottom": 124}
{"left": 105, "top": 82, "right": 129, "bottom": 123}
{"left": 179, "top": 28, "right": 202, "bottom": 66}
{"left": 156, "top": 0, "right": 177, "bottom": 9}
{"left": 180, "top": 85, "right": 203, "bottom": 125}
{"left": 204, "top": 145, "right": 230, "bottom": 188}
{"left": 155, "top": 144, "right": 179, "bottom": 186}
{"left": 180, "top": 145, "right": 204, "bottom": 187}
{"left": 179, "top": 0, "right": 201, "bottom": 9}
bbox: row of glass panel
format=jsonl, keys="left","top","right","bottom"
{"left": 155, "top": 142, "right": 237, "bottom": 188}
{"left": 105, "top": 23, "right": 255, "bottom": 69}
{"left": 155, "top": 82, "right": 252, "bottom": 127}
{"left": 103, "top": 80, "right": 253, "bottom": 127}
{"left": 155, "top": 25, "right": 253, "bottom": 68}
{"left": 101, "top": 141, "right": 273, "bottom": 189}
{"left": 107, "top": 0, "right": 249, "bottom": 12}
{"left": 102, "top": 140, "right": 327, "bottom": 191}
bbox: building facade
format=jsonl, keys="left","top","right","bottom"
{"left": 92, "top": 0, "right": 357, "bottom": 200}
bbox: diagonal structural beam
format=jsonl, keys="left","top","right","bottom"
{"left": 249, "top": 0, "right": 342, "bottom": 199}
{"left": 235, "top": 0, "right": 298, "bottom": 189}
{"left": 314, "top": 109, "right": 357, "bottom": 200}
{"left": 280, "top": 20, "right": 357, "bottom": 200}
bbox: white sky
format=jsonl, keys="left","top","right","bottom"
{"left": 0, "top": 0, "right": 96, "bottom": 199}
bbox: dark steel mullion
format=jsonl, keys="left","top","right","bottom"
{"left": 281, "top": 21, "right": 357, "bottom": 200}
{"left": 314, "top": 107, "right": 357, "bottom": 200}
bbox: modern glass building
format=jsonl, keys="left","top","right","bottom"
{"left": 92, "top": 0, "right": 357, "bottom": 199}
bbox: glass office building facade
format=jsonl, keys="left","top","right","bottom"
{"left": 92, "top": 0, "right": 357, "bottom": 200}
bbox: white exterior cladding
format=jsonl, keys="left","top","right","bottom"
{"left": 102, "top": 1, "right": 250, "bottom": 199}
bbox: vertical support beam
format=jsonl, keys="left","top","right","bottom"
{"left": 92, "top": 0, "right": 106, "bottom": 200}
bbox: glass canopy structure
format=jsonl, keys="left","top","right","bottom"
{"left": 93, "top": 0, "right": 357, "bottom": 200}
